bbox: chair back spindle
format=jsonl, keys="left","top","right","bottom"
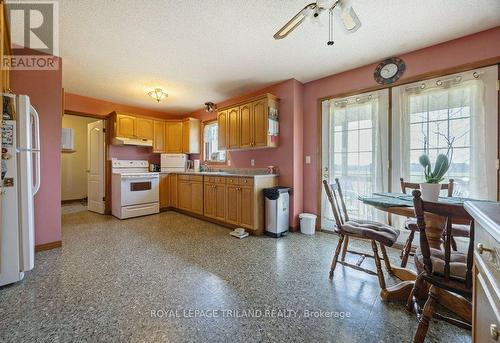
{"left": 411, "top": 189, "right": 474, "bottom": 287}
{"left": 401, "top": 178, "right": 454, "bottom": 197}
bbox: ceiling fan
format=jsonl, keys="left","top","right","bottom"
{"left": 273, "top": 0, "right": 361, "bottom": 45}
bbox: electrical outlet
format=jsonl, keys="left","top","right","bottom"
{"left": 305, "top": 155, "right": 311, "bottom": 164}
{"left": 251, "top": 159, "right": 255, "bottom": 166}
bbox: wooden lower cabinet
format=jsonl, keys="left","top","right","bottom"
{"left": 177, "top": 176, "right": 203, "bottom": 215}
{"left": 163, "top": 174, "right": 277, "bottom": 235}
{"left": 239, "top": 186, "right": 254, "bottom": 229}
{"left": 204, "top": 181, "right": 226, "bottom": 222}
{"left": 225, "top": 185, "right": 240, "bottom": 225}
{"left": 159, "top": 174, "right": 178, "bottom": 209}
{"left": 177, "top": 179, "right": 192, "bottom": 211}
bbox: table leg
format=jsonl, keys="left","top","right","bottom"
{"left": 425, "top": 218, "right": 445, "bottom": 250}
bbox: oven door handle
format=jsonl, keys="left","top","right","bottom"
{"left": 122, "top": 176, "right": 158, "bottom": 181}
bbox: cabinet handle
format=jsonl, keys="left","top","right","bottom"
{"left": 491, "top": 324, "right": 498, "bottom": 341}
{"left": 477, "top": 243, "right": 494, "bottom": 254}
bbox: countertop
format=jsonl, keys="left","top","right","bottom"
{"left": 159, "top": 171, "right": 278, "bottom": 178}
{"left": 464, "top": 201, "right": 500, "bottom": 242}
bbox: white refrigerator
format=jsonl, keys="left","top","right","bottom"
{"left": 0, "top": 94, "right": 41, "bottom": 286}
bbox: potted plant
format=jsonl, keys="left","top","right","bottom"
{"left": 418, "top": 153, "right": 452, "bottom": 202}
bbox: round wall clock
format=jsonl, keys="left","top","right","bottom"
{"left": 374, "top": 57, "right": 406, "bottom": 85}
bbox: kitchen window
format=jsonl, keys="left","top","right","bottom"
{"left": 203, "top": 121, "right": 226, "bottom": 163}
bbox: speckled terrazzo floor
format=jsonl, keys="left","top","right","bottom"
{"left": 0, "top": 206, "right": 471, "bottom": 343}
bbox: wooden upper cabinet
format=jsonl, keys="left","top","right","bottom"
{"left": 165, "top": 121, "right": 183, "bottom": 153}
{"left": 136, "top": 117, "right": 154, "bottom": 140}
{"left": 217, "top": 110, "right": 228, "bottom": 150}
{"left": 216, "top": 93, "right": 278, "bottom": 151}
{"left": 239, "top": 103, "right": 253, "bottom": 149}
{"left": 252, "top": 99, "right": 268, "bottom": 147}
{"left": 182, "top": 118, "right": 200, "bottom": 154}
{"left": 115, "top": 114, "right": 136, "bottom": 138}
{"left": 153, "top": 121, "right": 166, "bottom": 153}
{"left": 227, "top": 107, "right": 240, "bottom": 149}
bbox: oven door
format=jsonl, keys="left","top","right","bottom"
{"left": 121, "top": 175, "right": 159, "bottom": 206}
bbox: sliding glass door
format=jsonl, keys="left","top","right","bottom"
{"left": 321, "top": 90, "right": 389, "bottom": 231}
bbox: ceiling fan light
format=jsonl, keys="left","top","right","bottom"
{"left": 340, "top": 6, "right": 361, "bottom": 31}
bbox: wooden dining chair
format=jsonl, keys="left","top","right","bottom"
{"left": 322, "top": 179, "right": 400, "bottom": 292}
{"left": 399, "top": 178, "right": 470, "bottom": 267}
{"left": 406, "top": 190, "right": 474, "bottom": 343}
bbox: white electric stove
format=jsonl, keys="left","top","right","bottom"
{"left": 111, "top": 160, "right": 160, "bottom": 219}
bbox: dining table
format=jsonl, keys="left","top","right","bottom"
{"left": 358, "top": 192, "right": 491, "bottom": 322}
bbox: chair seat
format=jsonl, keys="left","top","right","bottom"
{"left": 405, "top": 218, "right": 470, "bottom": 237}
{"left": 341, "top": 219, "right": 400, "bottom": 247}
{"left": 414, "top": 247, "right": 467, "bottom": 280}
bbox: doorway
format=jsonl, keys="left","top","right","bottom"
{"left": 320, "top": 89, "right": 389, "bottom": 231}
{"left": 61, "top": 114, "right": 105, "bottom": 214}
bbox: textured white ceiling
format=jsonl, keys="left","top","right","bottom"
{"left": 60, "top": 0, "right": 500, "bottom": 114}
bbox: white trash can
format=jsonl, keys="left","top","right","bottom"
{"left": 299, "top": 213, "right": 317, "bottom": 235}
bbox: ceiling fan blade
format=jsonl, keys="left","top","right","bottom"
{"left": 274, "top": 3, "right": 317, "bottom": 40}
{"left": 339, "top": 4, "right": 361, "bottom": 32}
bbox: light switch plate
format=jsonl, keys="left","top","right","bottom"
{"left": 228, "top": 160, "right": 231, "bottom": 166}
{"left": 305, "top": 155, "right": 311, "bottom": 164}
{"left": 251, "top": 159, "right": 255, "bottom": 166}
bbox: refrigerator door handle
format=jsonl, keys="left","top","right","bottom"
{"left": 30, "top": 105, "right": 41, "bottom": 195}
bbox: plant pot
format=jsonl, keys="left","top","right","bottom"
{"left": 419, "top": 183, "right": 441, "bottom": 202}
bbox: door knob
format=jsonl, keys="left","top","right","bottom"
{"left": 477, "top": 243, "right": 493, "bottom": 254}
{"left": 491, "top": 324, "right": 498, "bottom": 340}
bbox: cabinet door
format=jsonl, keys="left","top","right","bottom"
{"left": 165, "top": 122, "right": 183, "bottom": 153}
{"left": 136, "top": 118, "right": 154, "bottom": 140}
{"left": 214, "top": 183, "right": 226, "bottom": 222}
{"left": 239, "top": 187, "right": 254, "bottom": 229}
{"left": 227, "top": 107, "right": 240, "bottom": 149}
{"left": 153, "top": 121, "right": 166, "bottom": 153}
{"left": 191, "top": 182, "right": 204, "bottom": 215}
{"left": 116, "top": 114, "right": 136, "bottom": 138}
{"left": 253, "top": 99, "right": 268, "bottom": 147}
{"left": 170, "top": 174, "right": 178, "bottom": 208}
{"left": 239, "top": 103, "right": 253, "bottom": 149}
{"left": 217, "top": 110, "right": 228, "bottom": 150}
{"left": 159, "top": 175, "right": 170, "bottom": 208}
{"left": 177, "top": 181, "right": 191, "bottom": 211}
{"left": 182, "top": 120, "right": 190, "bottom": 153}
{"left": 226, "top": 185, "right": 240, "bottom": 225}
{"left": 204, "top": 183, "right": 216, "bottom": 218}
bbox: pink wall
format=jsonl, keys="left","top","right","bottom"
{"left": 302, "top": 27, "right": 500, "bottom": 216}
{"left": 185, "top": 79, "right": 305, "bottom": 228}
{"left": 64, "top": 93, "right": 180, "bottom": 164}
{"left": 10, "top": 59, "right": 63, "bottom": 245}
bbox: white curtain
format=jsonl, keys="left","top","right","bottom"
{"left": 324, "top": 90, "right": 388, "bottom": 223}
{"left": 399, "top": 78, "right": 488, "bottom": 199}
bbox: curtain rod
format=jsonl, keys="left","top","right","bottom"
{"left": 405, "top": 70, "right": 482, "bottom": 92}
{"left": 333, "top": 94, "right": 374, "bottom": 107}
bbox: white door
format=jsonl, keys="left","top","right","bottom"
{"left": 321, "top": 101, "right": 335, "bottom": 231}
{"left": 321, "top": 90, "right": 389, "bottom": 231}
{"left": 87, "top": 120, "right": 105, "bottom": 214}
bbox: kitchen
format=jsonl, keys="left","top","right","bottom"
{"left": 1, "top": 1, "right": 500, "bottom": 342}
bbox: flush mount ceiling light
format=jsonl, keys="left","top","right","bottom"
{"left": 148, "top": 88, "right": 168, "bottom": 103}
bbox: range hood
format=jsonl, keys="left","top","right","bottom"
{"left": 112, "top": 137, "right": 153, "bottom": 147}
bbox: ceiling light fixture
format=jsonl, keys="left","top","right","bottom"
{"left": 148, "top": 88, "right": 168, "bottom": 102}
{"left": 204, "top": 102, "right": 217, "bottom": 112}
